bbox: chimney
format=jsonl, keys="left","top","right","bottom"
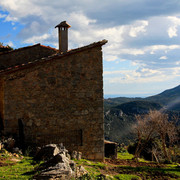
{"left": 55, "top": 21, "right": 71, "bottom": 53}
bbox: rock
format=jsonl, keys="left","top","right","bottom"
{"left": 0, "top": 142, "right": 3, "bottom": 150}
{"left": 69, "top": 160, "right": 76, "bottom": 171}
{"left": 12, "top": 147, "right": 22, "bottom": 154}
{"left": 5, "top": 138, "right": 15, "bottom": 151}
{"left": 41, "top": 154, "right": 65, "bottom": 168}
{"left": 66, "top": 153, "right": 71, "bottom": 160}
{"left": 34, "top": 153, "right": 75, "bottom": 179}
{"left": 34, "top": 144, "right": 61, "bottom": 161}
{"left": 33, "top": 144, "right": 86, "bottom": 180}
{"left": 13, "top": 153, "right": 19, "bottom": 158}
{"left": 76, "top": 165, "right": 88, "bottom": 178}
{"left": 77, "top": 152, "right": 82, "bottom": 160}
{"left": 71, "top": 151, "right": 77, "bottom": 159}
{"left": 97, "top": 174, "right": 107, "bottom": 180}
{"left": 35, "top": 163, "right": 74, "bottom": 180}
{"left": 71, "top": 151, "right": 82, "bottom": 160}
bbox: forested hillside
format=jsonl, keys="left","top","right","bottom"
{"left": 104, "top": 85, "right": 180, "bottom": 144}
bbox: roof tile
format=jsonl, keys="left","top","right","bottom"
{"left": 0, "top": 39, "right": 108, "bottom": 75}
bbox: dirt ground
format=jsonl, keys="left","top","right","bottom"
{"left": 0, "top": 156, "right": 19, "bottom": 167}
{"left": 0, "top": 154, "right": 179, "bottom": 179}
{"left": 105, "top": 158, "right": 166, "bottom": 167}
{"left": 103, "top": 159, "right": 179, "bottom": 180}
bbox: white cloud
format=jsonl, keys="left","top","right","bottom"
{"left": 176, "top": 61, "right": 180, "bottom": 65}
{"left": 129, "top": 20, "right": 148, "bottom": 37}
{"left": 145, "top": 44, "right": 180, "bottom": 53}
{"left": 24, "top": 33, "right": 51, "bottom": 44}
{"left": 168, "top": 26, "right": 177, "bottom": 38}
{"left": 5, "top": 41, "right": 14, "bottom": 47}
{"left": 0, "top": 13, "right": 6, "bottom": 18}
{"left": 119, "top": 48, "right": 145, "bottom": 55}
{"left": 1, "top": 0, "right": 180, "bottom": 95}
{"left": 104, "top": 66, "right": 180, "bottom": 85}
{"left": 159, "top": 56, "right": 167, "bottom": 60}
{"left": 167, "top": 16, "right": 180, "bottom": 38}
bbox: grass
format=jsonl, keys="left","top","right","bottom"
{"left": 0, "top": 157, "right": 36, "bottom": 179}
{"left": 114, "top": 165, "right": 180, "bottom": 180}
{"left": 0, "top": 149, "right": 180, "bottom": 180}
{"left": 75, "top": 151, "right": 180, "bottom": 180}
{"left": 74, "top": 158, "right": 106, "bottom": 178}
{"left": 160, "top": 165, "right": 180, "bottom": 177}
{"left": 0, "top": 149, "right": 43, "bottom": 180}
{"left": 74, "top": 158, "right": 106, "bottom": 169}
{"left": 114, "top": 174, "right": 141, "bottom": 180}
{"left": 117, "top": 151, "right": 134, "bottom": 160}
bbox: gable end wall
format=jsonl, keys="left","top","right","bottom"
{"left": 3, "top": 46, "right": 104, "bottom": 161}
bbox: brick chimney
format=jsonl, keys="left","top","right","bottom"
{"left": 55, "top": 21, "right": 71, "bottom": 53}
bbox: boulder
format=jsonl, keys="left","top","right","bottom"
{"left": 12, "top": 147, "right": 22, "bottom": 154}
{"left": 0, "top": 142, "right": 3, "bottom": 150}
{"left": 77, "top": 152, "right": 82, "bottom": 160}
{"left": 5, "top": 138, "right": 15, "bottom": 151}
{"left": 33, "top": 143, "right": 86, "bottom": 179}
{"left": 71, "top": 151, "right": 77, "bottom": 159}
{"left": 76, "top": 165, "right": 88, "bottom": 177}
{"left": 34, "top": 153, "right": 75, "bottom": 179}
{"left": 34, "top": 144, "right": 61, "bottom": 161}
{"left": 71, "top": 151, "right": 82, "bottom": 160}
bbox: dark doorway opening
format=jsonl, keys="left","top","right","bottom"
{"left": 18, "top": 119, "right": 25, "bottom": 152}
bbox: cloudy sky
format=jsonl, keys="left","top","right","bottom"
{"left": 0, "top": 0, "right": 180, "bottom": 97}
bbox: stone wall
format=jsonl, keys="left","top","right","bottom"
{"left": 0, "top": 44, "right": 57, "bottom": 70}
{"left": 3, "top": 46, "right": 104, "bottom": 161}
{"left": 0, "top": 78, "right": 4, "bottom": 131}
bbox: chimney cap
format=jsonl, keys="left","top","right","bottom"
{"left": 55, "top": 21, "right": 71, "bottom": 28}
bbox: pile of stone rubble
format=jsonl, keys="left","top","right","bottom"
{"left": 0, "top": 137, "right": 22, "bottom": 154}
{"left": 33, "top": 144, "right": 87, "bottom": 180}
{"left": 0, "top": 137, "right": 87, "bottom": 179}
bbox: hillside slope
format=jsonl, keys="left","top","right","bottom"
{"left": 104, "top": 84, "right": 180, "bottom": 111}
{"left": 104, "top": 101, "right": 163, "bottom": 144}
{"left": 104, "top": 84, "right": 180, "bottom": 144}
{"left": 145, "top": 85, "right": 180, "bottom": 110}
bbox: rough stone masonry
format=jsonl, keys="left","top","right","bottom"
{"left": 0, "top": 40, "right": 107, "bottom": 161}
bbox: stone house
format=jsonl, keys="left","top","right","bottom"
{"left": 0, "top": 21, "right": 107, "bottom": 161}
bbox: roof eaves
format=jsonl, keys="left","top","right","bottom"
{"left": 65, "top": 39, "right": 108, "bottom": 55}
{"left": 0, "top": 43, "right": 41, "bottom": 56}
{"left": 104, "top": 140, "right": 118, "bottom": 144}
{"left": 0, "top": 39, "right": 108, "bottom": 75}
{"left": 39, "top": 45, "right": 58, "bottom": 51}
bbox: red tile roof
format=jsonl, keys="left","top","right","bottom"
{"left": 0, "top": 45, "right": 8, "bottom": 48}
{"left": 0, "top": 45, "right": 11, "bottom": 51}
{"left": 0, "top": 43, "right": 57, "bottom": 56}
{"left": 0, "top": 39, "right": 107, "bottom": 75}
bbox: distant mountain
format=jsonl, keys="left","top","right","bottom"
{"left": 104, "top": 84, "right": 180, "bottom": 111}
{"left": 114, "top": 101, "right": 162, "bottom": 115}
{"left": 104, "top": 85, "right": 180, "bottom": 144}
{"left": 104, "top": 97, "right": 143, "bottom": 111}
{"left": 145, "top": 85, "right": 180, "bottom": 111}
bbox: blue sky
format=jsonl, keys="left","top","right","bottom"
{"left": 0, "top": 0, "right": 180, "bottom": 97}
